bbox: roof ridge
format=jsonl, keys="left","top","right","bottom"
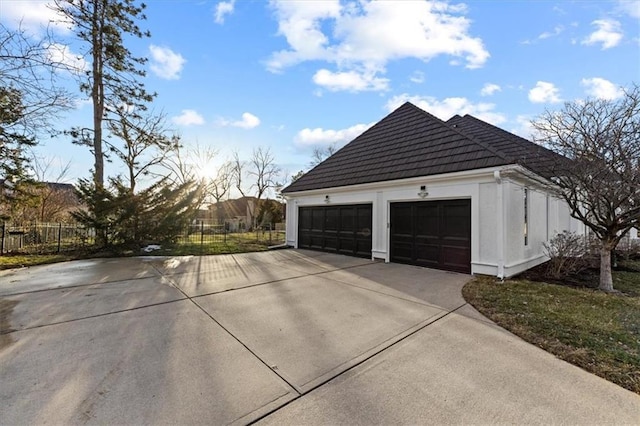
{"left": 465, "top": 114, "right": 553, "bottom": 153}
{"left": 403, "top": 103, "right": 515, "bottom": 163}
{"left": 440, "top": 113, "right": 516, "bottom": 164}
{"left": 460, "top": 114, "right": 561, "bottom": 159}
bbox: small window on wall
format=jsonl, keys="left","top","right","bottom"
{"left": 524, "top": 187, "right": 529, "bottom": 246}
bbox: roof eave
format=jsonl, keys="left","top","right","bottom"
{"left": 283, "top": 165, "right": 526, "bottom": 197}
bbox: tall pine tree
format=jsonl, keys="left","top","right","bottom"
{"left": 54, "top": 0, "right": 154, "bottom": 190}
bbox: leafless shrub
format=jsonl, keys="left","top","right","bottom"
{"left": 543, "top": 231, "right": 589, "bottom": 279}
{"left": 616, "top": 232, "right": 640, "bottom": 261}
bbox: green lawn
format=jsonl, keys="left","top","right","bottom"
{"left": 463, "top": 262, "right": 640, "bottom": 394}
{"left": 0, "top": 253, "right": 77, "bottom": 270}
{"left": 0, "top": 231, "right": 287, "bottom": 269}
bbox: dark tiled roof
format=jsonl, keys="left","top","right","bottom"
{"left": 283, "top": 102, "right": 559, "bottom": 193}
{"left": 44, "top": 182, "right": 75, "bottom": 192}
{"left": 446, "top": 114, "right": 564, "bottom": 179}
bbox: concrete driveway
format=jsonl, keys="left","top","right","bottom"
{"left": 0, "top": 250, "right": 638, "bottom": 425}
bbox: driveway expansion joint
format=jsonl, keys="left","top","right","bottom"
{"left": 0, "top": 297, "right": 188, "bottom": 334}
{"left": 148, "top": 260, "right": 301, "bottom": 396}
{"left": 0, "top": 273, "right": 161, "bottom": 298}
{"left": 249, "top": 302, "right": 469, "bottom": 425}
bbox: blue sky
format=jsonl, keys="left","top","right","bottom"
{"left": 2, "top": 0, "right": 639, "bottom": 191}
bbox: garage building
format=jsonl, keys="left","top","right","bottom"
{"left": 282, "top": 102, "right": 584, "bottom": 278}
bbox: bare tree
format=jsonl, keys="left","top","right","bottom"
{"left": 161, "top": 144, "right": 198, "bottom": 185}
{"left": 208, "top": 162, "right": 233, "bottom": 224}
{"left": 231, "top": 151, "right": 248, "bottom": 197}
{"left": 14, "top": 153, "right": 78, "bottom": 223}
{"left": 107, "top": 110, "right": 179, "bottom": 193}
{"left": 0, "top": 23, "right": 73, "bottom": 199}
{"left": 0, "top": 23, "right": 74, "bottom": 135}
{"left": 290, "top": 170, "right": 305, "bottom": 183}
{"left": 309, "top": 143, "right": 338, "bottom": 168}
{"left": 161, "top": 141, "right": 219, "bottom": 219}
{"left": 163, "top": 143, "right": 195, "bottom": 186}
{"left": 248, "top": 147, "right": 281, "bottom": 229}
{"left": 532, "top": 84, "right": 640, "bottom": 292}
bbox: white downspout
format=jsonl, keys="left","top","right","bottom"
{"left": 494, "top": 170, "right": 505, "bottom": 279}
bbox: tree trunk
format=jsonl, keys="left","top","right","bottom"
{"left": 599, "top": 246, "right": 614, "bottom": 292}
{"left": 91, "top": 0, "right": 105, "bottom": 190}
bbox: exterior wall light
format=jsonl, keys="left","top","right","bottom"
{"left": 418, "top": 185, "right": 428, "bottom": 198}
{"left": 324, "top": 195, "right": 330, "bottom": 204}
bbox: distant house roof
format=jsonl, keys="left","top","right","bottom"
{"left": 209, "top": 196, "right": 258, "bottom": 219}
{"left": 44, "top": 182, "right": 75, "bottom": 192}
{"left": 283, "top": 102, "right": 563, "bottom": 194}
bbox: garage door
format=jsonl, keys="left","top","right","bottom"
{"left": 390, "top": 199, "right": 471, "bottom": 273}
{"left": 298, "top": 204, "right": 372, "bottom": 258}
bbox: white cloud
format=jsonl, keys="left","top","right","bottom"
{"left": 149, "top": 45, "right": 186, "bottom": 80}
{"left": 552, "top": 5, "right": 566, "bottom": 15}
{"left": 46, "top": 43, "right": 87, "bottom": 73}
{"left": 385, "top": 94, "right": 507, "bottom": 125}
{"left": 214, "top": 0, "right": 235, "bottom": 24}
{"left": 580, "top": 77, "right": 623, "bottom": 100}
{"left": 510, "top": 115, "right": 537, "bottom": 140}
{"left": 296, "top": 122, "right": 374, "bottom": 146}
{"left": 409, "top": 71, "right": 425, "bottom": 84}
{"left": 1, "top": 1, "right": 71, "bottom": 35}
{"left": 617, "top": 1, "right": 640, "bottom": 19}
{"left": 538, "top": 25, "right": 564, "bottom": 39}
{"left": 218, "top": 112, "right": 261, "bottom": 129}
{"left": 74, "top": 98, "right": 93, "bottom": 109}
{"left": 480, "top": 83, "right": 501, "bottom": 96}
{"left": 172, "top": 109, "right": 205, "bottom": 126}
{"left": 267, "top": 0, "right": 489, "bottom": 92}
{"left": 528, "top": 81, "right": 561, "bottom": 103}
{"left": 582, "top": 19, "right": 623, "bottom": 49}
{"left": 312, "top": 69, "right": 389, "bottom": 92}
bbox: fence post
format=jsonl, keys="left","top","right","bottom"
{"left": 57, "top": 223, "right": 62, "bottom": 253}
{"left": 1, "top": 221, "right": 5, "bottom": 255}
{"left": 200, "top": 221, "right": 204, "bottom": 248}
{"left": 224, "top": 223, "right": 227, "bottom": 244}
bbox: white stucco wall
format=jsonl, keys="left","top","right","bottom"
{"left": 284, "top": 165, "right": 583, "bottom": 278}
{"left": 489, "top": 176, "right": 586, "bottom": 277}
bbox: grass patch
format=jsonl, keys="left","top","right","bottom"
{"left": 0, "top": 253, "right": 77, "bottom": 270}
{"left": 160, "top": 240, "right": 272, "bottom": 256}
{"left": 463, "top": 274, "right": 640, "bottom": 394}
{"left": 0, "top": 232, "right": 286, "bottom": 268}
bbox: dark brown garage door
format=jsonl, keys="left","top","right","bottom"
{"left": 390, "top": 199, "right": 471, "bottom": 273}
{"left": 298, "top": 204, "right": 372, "bottom": 258}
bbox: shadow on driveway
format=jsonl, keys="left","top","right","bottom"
{"left": 1, "top": 249, "right": 638, "bottom": 424}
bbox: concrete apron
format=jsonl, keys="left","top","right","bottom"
{"left": 1, "top": 250, "right": 638, "bottom": 425}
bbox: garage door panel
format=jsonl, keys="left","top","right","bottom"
{"left": 309, "top": 235, "right": 323, "bottom": 250}
{"left": 358, "top": 208, "right": 372, "bottom": 228}
{"left": 298, "top": 205, "right": 372, "bottom": 258}
{"left": 391, "top": 200, "right": 471, "bottom": 274}
{"left": 390, "top": 241, "right": 412, "bottom": 262}
{"left": 312, "top": 209, "right": 324, "bottom": 230}
{"left": 391, "top": 205, "right": 412, "bottom": 235}
{"left": 356, "top": 239, "right": 372, "bottom": 258}
{"left": 415, "top": 243, "right": 439, "bottom": 262}
{"left": 340, "top": 209, "right": 355, "bottom": 232}
{"left": 325, "top": 208, "right": 339, "bottom": 231}
{"left": 338, "top": 238, "right": 354, "bottom": 254}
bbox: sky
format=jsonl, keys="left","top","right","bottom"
{"left": 1, "top": 0, "right": 639, "bottom": 193}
